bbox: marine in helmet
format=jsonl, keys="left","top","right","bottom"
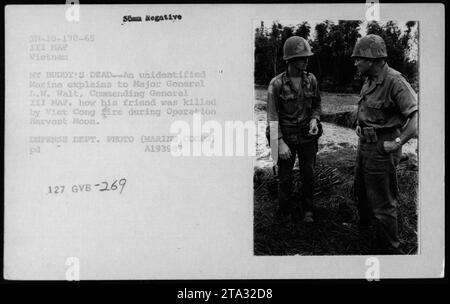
{"left": 351, "top": 34, "right": 418, "bottom": 254}
{"left": 266, "top": 36, "right": 322, "bottom": 223}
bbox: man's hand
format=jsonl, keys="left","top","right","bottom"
{"left": 383, "top": 140, "right": 401, "bottom": 153}
{"left": 355, "top": 125, "right": 362, "bottom": 137}
{"left": 278, "top": 138, "right": 291, "bottom": 160}
{"left": 309, "top": 118, "right": 319, "bottom": 136}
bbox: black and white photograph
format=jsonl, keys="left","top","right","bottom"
{"left": 254, "top": 19, "right": 420, "bottom": 256}
{"left": 3, "top": 3, "right": 444, "bottom": 282}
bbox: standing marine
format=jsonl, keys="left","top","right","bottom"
{"left": 351, "top": 34, "right": 418, "bottom": 254}
{"left": 267, "top": 36, "right": 322, "bottom": 223}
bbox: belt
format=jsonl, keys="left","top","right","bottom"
{"left": 280, "top": 124, "right": 304, "bottom": 135}
{"left": 358, "top": 122, "right": 399, "bottom": 135}
{"left": 359, "top": 126, "right": 400, "bottom": 143}
{"left": 281, "top": 122, "right": 323, "bottom": 139}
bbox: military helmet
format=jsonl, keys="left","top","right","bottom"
{"left": 283, "top": 36, "right": 314, "bottom": 60}
{"left": 351, "top": 34, "right": 387, "bottom": 59}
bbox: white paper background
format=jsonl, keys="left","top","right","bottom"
{"left": 4, "top": 4, "right": 445, "bottom": 279}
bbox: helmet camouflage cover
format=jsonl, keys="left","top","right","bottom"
{"left": 283, "top": 36, "right": 314, "bottom": 60}
{"left": 351, "top": 34, "right": 387, "bottom": 59}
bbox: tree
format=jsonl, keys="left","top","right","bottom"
{"left": 254, "top": 20, "right": 418, "bottom": 92}
{"left": 310, "top": 21, "right": 332, "bottom": 79}
{"left": 366, "top": 21, "right": 383, "bottom": 36}
{"left": 310, "top": 20, "right": 362, "bottom": 91}
{"left": 254, "top": 21, "right": 312, "bottom": 84}
{"left": 255, "top": 23, "right": 270, "bottom": 84}
{"left": 269, "top": 22, "right": 282, "bottom": 77}
{"left": 366, "top": 20, "right": 418, "bottom": 91}
{"left": 294, "top": 22, "right": 311, "bottom": 39}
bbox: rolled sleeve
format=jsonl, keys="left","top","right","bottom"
{"left": 266, "top": 79, "right": 283, "bottom": 139}
{"left": 392, "top": 76, "right": 418, "bottom": 118}
{"left": 310, "top": 74, "right": 322, "bottom": 121}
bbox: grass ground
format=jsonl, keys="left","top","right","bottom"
{"left": 254, "top": 87, "right": 418, "bottom": 255}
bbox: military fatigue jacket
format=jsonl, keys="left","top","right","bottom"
{"left": 267, "top": 70, "right": 321, "bottom": 140}
{"left": 357, "top": 63, "right": 418, "bottom": 130}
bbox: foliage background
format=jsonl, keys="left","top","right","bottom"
{"left": 254, "top": 20, "right": 419, "bottom": 93}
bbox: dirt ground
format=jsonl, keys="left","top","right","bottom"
{"left": 254, "top": 88, "right": 418, "bottom": 255}
{"left": 255, "top": 89, "right": 418, "bottom": 169}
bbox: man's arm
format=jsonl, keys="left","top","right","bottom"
{"left": 394, "top": 76, "right": 418, "bottom": 146}
{"left": 308, "top": 74, "right": 321, "bottom": 135}
{"left": 383, "top": 111, "right": 417, "bottom": 152}
{"left": 399, "top": 111, "right": 418, "bottom": 145}
{"left": 383, "top": 76, "right": 418, "bottom": 152}
{"left": 310, "top": 74, "right": 322, "bottom": 122}
{"left": 267, "top": 79, "right": 291, "bottom": 160}
{"left": 266, "top": 80, "right": 283, "bottom": 140}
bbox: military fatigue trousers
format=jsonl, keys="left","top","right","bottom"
{"left": 354, "top": 129, "right": 402, "bottom": 254}
{"left": 277, "top": 136, "right": 318, "bottom": 215}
